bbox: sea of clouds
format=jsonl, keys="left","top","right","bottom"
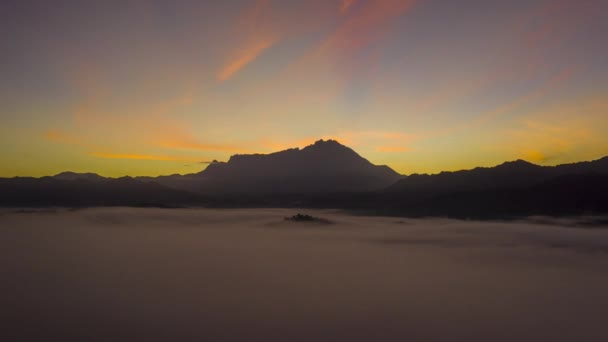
{"left": 1, "top": 208, "right": 608, "bottom": 341}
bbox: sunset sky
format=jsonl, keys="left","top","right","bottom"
{"left": 1, "top": 0, "right": 607, "bottom": 177}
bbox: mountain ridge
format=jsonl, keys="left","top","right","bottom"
{"left": 1, "top": 140, "right": 607, "bottom": 217}
{"left": 387, "top": 154, "right": 608, "bottom": 195}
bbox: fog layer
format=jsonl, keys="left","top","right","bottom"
{"left": 1, "top": 208, "right": 608, "bottom": 341}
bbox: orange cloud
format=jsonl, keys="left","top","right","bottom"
{"left": 376, "top": 146, "right": 411, "bottom": 153}
{"left": 44, "top": 129, "right": 109, "bottom": 151}
{"left": 44, "top": 130, "right": 82, "bottom": 145}
{"left": 217, "top": 0, "right": 278, "bottom": 82}
{"left": 47, "top": 109, "right": 248, "bottom": 156}
{"left": 321, "top": 0, "right": 417, "bottom": 54}
{"left": 89, "top": 152, "right": 200, "bottom": 162}
{"left": 155, "top": 137, "right": 249, "bottom": 153}
{"left": 277, "top": 0, "right": 418, "bottom": 106}
{"left": 217, "top": 37, "right": 276, "bottom": 82}
{"left": 145, "top": 119, "right": 250, "bottom": 153}
{"left": 340, "top": 0, "right": 356, "bottom": 13}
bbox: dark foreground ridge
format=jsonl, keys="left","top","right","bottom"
{"left": 1, "top": 140, "right": 607, "bottom": 218}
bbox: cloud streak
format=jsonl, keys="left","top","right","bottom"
{"left": 340, "top": 0, "right": 356, "bottom": 14}
{"left": 217, "top": 37, "right": 276, "bottom": 82}
{"left": 321, "top": 0, "right": 417, "bottom": 54}
{"left": 88, "top": 152, "right": 201, "bottom": 162}
{"left": 376, "top": 146, "right": 410, "bottom": 153}
{"left": 155, "top": 137, "right": 248, "bottom": 153}
{"left": 145, "top": 119, "right": 250, "bottom": 153}
{"left": 217, "top": 0, "right": 277, "bottom": 82}
{"left": 44, "top": 130, "right": 83, "bottom": 146}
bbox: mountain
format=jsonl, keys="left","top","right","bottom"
{"left": 386, "top": 156, "right": 608, "bottom": 196}
{"left": 373, "top": 173, "right": 608, "bottom": 218}
{"left": 0, "top": 176, "right": 203, "bottom": 207}
{"left": 301, "top": 156, "right": 608, "bottom": 218}
{"left": 53, "top": 172, "right": 105, "bottom": 182}
{"left": 140, "top": 139, "right": 403, "bottom": 194}
{"left": 1, "top": 140, "right": 607, "bottom": 217}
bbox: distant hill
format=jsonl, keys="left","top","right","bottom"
{"left": 379, "top": 173, "right": 608, "bottom": 218}
{"left": 53, "top": 172, "right": 106, "bottom": 182}
{"left": 302, "top": 156, "right": 608, "bottom": 218}
{"left": 139, "top": 139, "right": 403, "bottom": 194}
{"left": 0, "top": 177, "right": 203, "bottom": 207}
{"left": 386, "top": 156, "right": 608, "bottom": 196}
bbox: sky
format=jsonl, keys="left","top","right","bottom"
{"left": 1, "top": 0, "right": 607, "bottom": 177}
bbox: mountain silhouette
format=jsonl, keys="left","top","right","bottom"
{"left": 53, "top": 172, "right": 105, "bottom": 182}
{"left": 386, "top": 156, "right": 608, "bottom": 196}
{"left": 304, "top": 156, "right": 608, "bottom": 218}
{"left": 1, "top": 140, "right": 607, "bottom": 217}
{"left": 381, "top": 172, "right": 608, "bottom": 218}
{"left": 0, "top": 176, "right": 203, "bottom": 207}
{"left": 139, "top": 139, "right": 403, "bottom": 194}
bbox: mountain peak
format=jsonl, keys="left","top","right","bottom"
{"left": 313, "top": 139, "right": 341, "bottom": 146}
{"left": 302, "top": 139, "right": 349, "bottom": 152}
{"left": 191, "top": 138, "right": 401, "bottom": 193}
{"left": 497, "top": 159, "right": 538, "bottom": 168}
{"left": 53, "top": 171, "right": 104, "bottom": 181}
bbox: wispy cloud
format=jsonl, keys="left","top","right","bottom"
{"left": 217, "top": 0, "right": 277, "bottom": 82}
{"left": 44, "top": 130, "right": 83, "bottom": 146}
{"left": 376, "top": 146, "right": 411, "bottom": 153}
{"left": 88, "top": 152, "right": 201, "bottom": 162}
{"left": 146, "top": 119, "right": 249, "bottom": 153}
{"left": 279, "top": 0, "right": 418, "bottom": 106}
{"left": 155, "top": 137, "right": 248, "bottom": 153}
{"left": 217, "top": 37, "right": 276, "bottom": 82}
{"left": 320, "top": 0, "right": 417, "bottom": 54}
{"left": 340, "top": 0, "right": 356, "bottom": 14}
